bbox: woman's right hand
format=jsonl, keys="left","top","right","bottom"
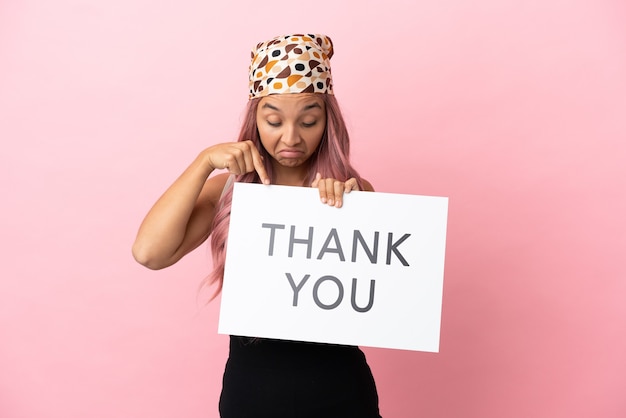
{"left": 205, "top": 140, "right": 270, "bottom": 185}
{"left": 132, "top": 140, "right": 269, "bottom": 270}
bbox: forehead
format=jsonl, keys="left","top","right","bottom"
{"left": 258, "top": 93, "right": 325, "bottom": 112}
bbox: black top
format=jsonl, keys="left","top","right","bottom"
{"left": 219, "top": 336, "right": 382, "bottom": 418}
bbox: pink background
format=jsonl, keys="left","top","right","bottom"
{"left": 1, "top": 1, "right": 625, "bottom": 417}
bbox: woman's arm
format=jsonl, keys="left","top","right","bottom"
{"left": 132, "top": 141, "right": 268, "bottom": 270}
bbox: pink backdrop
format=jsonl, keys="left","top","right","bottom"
{"left": 1, "top": 1, "right": 625, "bottom": 417}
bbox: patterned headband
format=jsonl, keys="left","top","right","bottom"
{"left": 249, "top": 34, "right": 334, "bottom": 99}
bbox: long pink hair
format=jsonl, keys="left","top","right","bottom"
{"left": 204, "top": 94, "right": 364, "bottom": 296}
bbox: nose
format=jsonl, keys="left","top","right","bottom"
{"left": 281, "top": 123, "right": 301, "bottom": 146}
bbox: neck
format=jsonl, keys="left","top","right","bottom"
{"left": 272, "top": 163, "right": 311, "bottom": 187}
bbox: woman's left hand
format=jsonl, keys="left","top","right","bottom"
{"left": 311, "top": 172, "right": 359, "bottom": 208}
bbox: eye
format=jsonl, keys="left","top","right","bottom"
{"left": 267, "top": 120, "right": 281, "bottom": 127}
{"left": 302, "top": 121, "right": 317, "bottom": 128}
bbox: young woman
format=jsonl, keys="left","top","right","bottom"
{"left": 133, "top": 34, "right": 381, "bottom": 418}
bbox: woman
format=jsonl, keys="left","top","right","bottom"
{"left": 133, "top": 34, "right": 381, "bottom": 418}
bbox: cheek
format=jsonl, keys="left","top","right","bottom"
{"left": 305, "top": 129, "right": 325, "bottom": 150}
{"left": 257, "top": 127, "right": 276, "bottom": 151}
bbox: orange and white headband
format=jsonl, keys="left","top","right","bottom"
{"left": 249, "top": 34, "right": 334, "bottom": 99}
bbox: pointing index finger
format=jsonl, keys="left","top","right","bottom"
{"left": 248, "top": 142, "right": 270, "bottom": 185}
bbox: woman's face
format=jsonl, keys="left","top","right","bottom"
{"left": 256, "top": 93, "right": 326, "bottom": 169}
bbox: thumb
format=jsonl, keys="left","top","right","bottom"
{"left": 344, "top": 177, "right": 359, "bottom": 193}
{"left": 311, "top": 172, "right": 322, "bottom": 187}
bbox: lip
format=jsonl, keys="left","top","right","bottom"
{"left": 277, "top": 149, "right": 304, "bottom": 158}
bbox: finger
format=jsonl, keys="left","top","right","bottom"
{"left": 207, "top": 148, "right": 231, "bottom": 172}
{"left": 324, "top": 178, "right": 337, "bottom": 206}
{"left": 344, "top": 178, "right": 359, "bottom": 193}
{"left": 236, "top": 147, "right": 251, "bottom": 175}
{"left": 317, "top": 176, "right": 328, "bottom": 203}
{"left": 240, "top": 143, "right": 256, "bottom": 174}
{"left": 222, "top": 153, "right": 242, "bottom": 175}
{"left": 247, "top": 142, "right": 270, "bottom": 184}
{"left": 333, "top": 180, "right": 344, "bottom": 208}
{"left": 311, "top": 172, "right": 321, "bottom": 188}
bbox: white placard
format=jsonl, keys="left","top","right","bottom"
{"left": 218, "top": 183, "right": 448, "bottom": 352}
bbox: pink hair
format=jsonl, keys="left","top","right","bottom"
{"left": 204, "top": 94, "right": 363, "bottom": 297}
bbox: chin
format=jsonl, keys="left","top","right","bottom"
{"left": 278, "top": 158, "right": 307, "bottom": 167}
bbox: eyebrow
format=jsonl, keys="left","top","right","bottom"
{"left": 261, "top": 102, "right": 322, "bottom": 112}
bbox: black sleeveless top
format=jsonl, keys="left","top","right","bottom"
{"left": 219, "top": 336, "right": 382, "bottom": 418}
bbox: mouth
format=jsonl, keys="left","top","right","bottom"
{"left": 277, "top": 149, "right": 304, "bottom": 158}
